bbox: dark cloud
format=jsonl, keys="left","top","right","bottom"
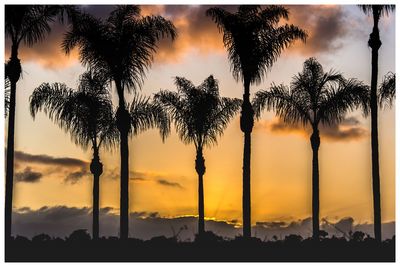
{"left": 256, "top": 116, "right": 368, "bottom": 142}
{"left": 287, "top": 5, "right": 347, "bottom": 55}
{"left": 157, "top": 179, "right": 183, "bottom": 189}
{"left": 5, "top": 5, "right": 351, "bottom": 68}
{"left": 15, "top": 167, "right": 43, "bottom": 183}
{"left": 65, "top": 168, "right": 90, "bottom": 184}
{"left": 12, "top": 206, "right": 395, "bottom": 241}
{"left": 14, "top": 150, "right": 88, "bottom": 168}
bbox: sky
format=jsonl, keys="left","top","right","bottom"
{"left": 3, "top": 4, "right": 396, "bottom": 238}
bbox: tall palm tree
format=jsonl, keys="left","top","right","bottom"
{"left": 29, "top": 70, "right": 118, "bottom": 240}
{"left": 253, "top": 58, "right": 369, "bottom": 241}
{"left": 155, "top": 75, "right": 241, "bottom": 236}
{"left": 5, "top": 5, "right": 65, "bottom": 241}
{"left": 378, "top": 72, "right": 395, "bottom": 108}
{"left": 62, "top": 5, "right": 176, "bottom": 239}
{"left": 206, "top": 5, "right": 307, "bottom": 237}
{"left": 359, "top": 5, "right": 395, "bottom": 242}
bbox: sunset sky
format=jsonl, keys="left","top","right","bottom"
{"left": 3, "top": 4, "right": 395, "bottom": 237}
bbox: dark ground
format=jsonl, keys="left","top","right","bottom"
{"left": 5, "top": 231, "right": 395, "bottom": 262}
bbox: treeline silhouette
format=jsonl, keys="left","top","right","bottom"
{"left": 4, "top": 4, "right": 396, "bottom": 262}
{"left": 6, "top": 230, "right": 395, "bottom": 262}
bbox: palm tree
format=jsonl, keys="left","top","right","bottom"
{"left": 253, "top": 58, "right": 369, "bottom": 241}
{"left": 378, "top": 72, "right": 395, "bottom": 108}
{"left": 359, "top": 5, "right": 395, "bottom": 242}
{"left": 154, "top": 75, "right": 241, "bottom": 236}
{"left": 29, "top": 70, "right": 118, "bottom": 240}
{"left": 206, "top": 5, "right": 307, "bottom": 237}
{"left": 62, "top": 5, "right": 176, "bottom": 239}
{"left": 5, "top": 5, "right": 66, "bottom": 241}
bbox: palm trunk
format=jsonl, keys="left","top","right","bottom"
{"left": 90, "top": 146, "right": 103, "bottom": 240}
{"left": 310, "top": 128, "right": 320, "bottom": 241}
{"left": 240, "top": 82, "right": 254, "bottom": 238}
{"left": 195, "top": 148, "right": 206, "bottom": 236}
{"left": 115, "top": 82, "right": 131, "bottom": 240}
{"left": 5, "top": 44, "right": 21, "bottom": 241}
{"left": 369, "top": 14, "right": 382, "bottom": 242}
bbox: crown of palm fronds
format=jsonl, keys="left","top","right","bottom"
{"left": 5, "top": 5, "right": 65, "bottom": 47}
{"left": 379, "top": 72, "right": 396, "bottom": 108}
{"left": 62, "top": 5, "right": 177, "bottom": 93}
{"left": 206, "top": 5, "right": 307, "bottom": 86}
{"left": 155, "top": 75, "right": 241, "bottom": 149}
{"left": 253, "top": 58, "right": 369, "bottom": 127}
{"left": 128, "top": 94, "right": 171, "bottom": 141}
{"left": 30, "top": 70, "right": 118, "bottom": 150}
{"left": 359, "top": 5, "right": 395, "bottom": 17}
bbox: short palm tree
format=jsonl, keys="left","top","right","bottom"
{"left": 62, "top": 5, "right": 176, "bottom": 239}
{"left": 253, "top": 58, "right": 369, "bottom": 241}
{"left": 30, "top": 70, "right": 118, "bottom": 240}
{"left": 359, "top": 4, "right": 395, "bottom": 242}
{"left": 5, "top": 5, "right": 65, "bottom": 240}
{"left": 155, "top": 75, "right": 241, "bottom": 236}
{"left": 206, "top": 5, "right": 307, "bottom": 237}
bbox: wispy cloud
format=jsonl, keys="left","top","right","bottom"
{"left": 157, "top": 179, "right": 183, "bottom": 189}
{"left": 255, "top": 116, "right": 368, "bottom": 142}
{"left": 15, "top": 167, "right": 43, "bottom": 183}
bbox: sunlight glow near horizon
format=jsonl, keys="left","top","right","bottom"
{"left": 5, "top": 5, "right": 395, "bottom": 227}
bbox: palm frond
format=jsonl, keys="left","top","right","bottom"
{"left": 379, "top": 72, "right": 395, "bottom": 108}
{"left": 253, "top": 84, "right": 311, "bottom": 126}
{"left": 318, "top": 78, "right": 369, "bottom": 125}
{"left": 129, "top": 94, "right": 170, "bottom": 140}
{"left": 359, "top": 5, "right": 395, "bottom": 17}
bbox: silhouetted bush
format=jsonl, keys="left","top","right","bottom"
{"left": 5, "top": 231, "right": 395, "bottom": 262}
{"left": 66, "top": 229, "right": 91, "bottom": 242}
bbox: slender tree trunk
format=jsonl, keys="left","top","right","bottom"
{"left": 5, "top": 44, "right": 21, "bottom": 242}
{"left": 195, "top": 148, "right": 206, "bottom": 236}
{"left": 115, "top": 82, "right": 131, "bottom": 240}
{"left": 310, "top": 128, "right": 320, "bottom": 241}
{"left": 240, "top": 82, "right": 254, "bottom": 238}
{"left": 90, "top": 147, "right": 103, "bottom": 240}
{"left": 369, "top": 15, "right": 382, "bottom": 242}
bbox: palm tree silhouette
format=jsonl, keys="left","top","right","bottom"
{"left": 206, "top": 5, "right": 307, "bottom": 237}
{"left": 378, "top": 72, "right": 395, "bottom": 108}
{"left": 359, "top": 4, "right": 395, "bottom": 242}
{"left": 253, "top": 58, "right": 369, "bottom": 241}
{"left": 155, "top": 75, "right": 241, "bottom": 236}
{"left": 62, "top": 5, "right": 176, "bottom": 239}
{"left": 29, "top": 70, "right": 118, "bottom": 240}
{"left": 4, "top": 5, "right": 66, "bottom": 241}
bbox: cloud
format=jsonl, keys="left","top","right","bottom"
{"left": 15, "top": 167, "right": 43, "bottom": 183}
{"left": 65, "top": 168, "right": 90, "bottom": 184}
{"left": 157, "top": 179, "right": 183, "bottom": 189}
{"left": 14, "top": 150, "right": 88, "bottom": 168}
{"left": 255, "top": 116, "right": 368, "bottom": 142}
{"left": 13, "top": 150, "right": 90, "bottom": 183}
{"left": 5, "top": 5, "right": 350, "bottom": 68}
{"left": 286, "top": 5, "right": 347, "bottom": 55}
{"left": 12, "top": 206, "right": 395, "bottom": 241}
